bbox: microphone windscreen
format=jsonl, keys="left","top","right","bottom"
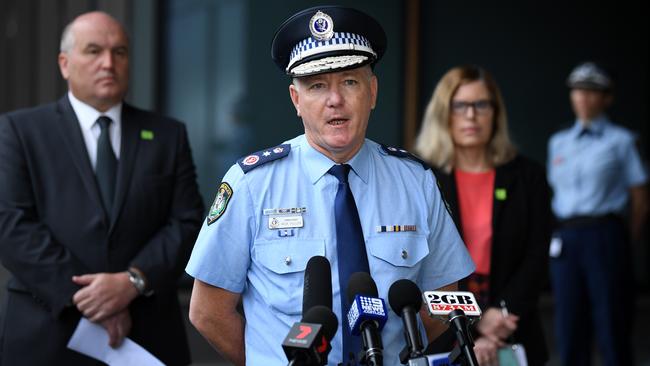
{"left": 302, "top": 256, "right": 332, "bottom": 316}
{"left": 388, "top": 279, "right": 422, "bottom": 315}
{"left": 346, "top": 271, "right": 378, "bottom": 305}
{"left": 302, "top": 305, "right": 339, "bottom": 341}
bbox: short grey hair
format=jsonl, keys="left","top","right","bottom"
{"left": 60, "top": 22, "right": 75, "bottom": 53}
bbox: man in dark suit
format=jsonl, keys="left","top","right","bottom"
{"left": 0, "top": 11, "right": 204, "bottom": 365}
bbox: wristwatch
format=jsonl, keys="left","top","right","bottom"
{"left": 127, "top": 269, "right": 152, "bottom": 296}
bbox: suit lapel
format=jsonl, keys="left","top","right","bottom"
{"left": 55, "top": 96, "right": 106, "bottom": 218}
{"left": 492, "top": 160, "right": 516, "bottom": 233}
{"left": 110, "top": 104, "right": 139, "bottom": 232}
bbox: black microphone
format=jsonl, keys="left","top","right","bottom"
{"left": 283, "top": 305, "right": 339, "bottom": 366}
{"left": 388, "top": 279, "right": 425, "bottom": 364}
{"left": 299, "top": 255, "right": 334, "bottom": 365}
{"left": 304, "top": 305, "right": 338, "bottom": 363}
{"left": 447, "top": 309, "right": 479, "bottom": 366}
{"left": 347, "top": 272, "right": 387, "bottom": 366}
{"left": 422, "top": 291, "right": 482, "bottom": 366}
{"left": 303, "top": 256, "right": 333, "bottom": 314}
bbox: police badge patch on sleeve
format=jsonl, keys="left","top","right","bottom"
{"left": 207, "top": 182, "right": 233, "bottom": 225}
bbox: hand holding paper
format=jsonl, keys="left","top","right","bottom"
{"left": 67, "top": 318, "right": 164, "bottom": 366}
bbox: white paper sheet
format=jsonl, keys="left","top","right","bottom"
{"left": 67, "top": 318, "right": 165, "bottom": 366}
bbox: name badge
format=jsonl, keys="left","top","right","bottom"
{"left": 549, "top": 237, "right": 562, "bottom": 258}
{"left": 269, "top": 215, "right": 304, "bottom": 229}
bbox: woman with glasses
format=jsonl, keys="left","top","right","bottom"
{"left": 415, "top": 65, "right": 552, "bottom": 366}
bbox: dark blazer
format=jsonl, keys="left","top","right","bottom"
{"left": 0, "top": 96, "right": 204, "bottom": 365}
{"left": 432, "top": 155, "right": 552, "bottom": 365}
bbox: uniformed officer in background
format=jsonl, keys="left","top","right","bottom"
{"left": 185, "top": 6, "right": 474, "bottom": 365}
{"left": 547, "top": 61, "right": 649, "bottom": 366}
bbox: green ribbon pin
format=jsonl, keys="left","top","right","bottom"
{"left": 140, "top": 130, "right": 154, "bottom": 140}
{"left": 495, "top": 188, "right": 507, "bottom": 201}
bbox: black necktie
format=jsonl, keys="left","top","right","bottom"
{"left": 96, "top": 116, "right": 117, "bottom": 215}
{"left": 328, "top": 164, "right": 370, "bottom": 364}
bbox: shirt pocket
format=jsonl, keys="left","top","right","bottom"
{"left": 587, "top": 149, "right": 619, "bottom": 185}
{"left": 253, "top": 238, "right": 325, "bottom": 315}
{"left": 366, "top": 233, "right": 430, "bottom": 281}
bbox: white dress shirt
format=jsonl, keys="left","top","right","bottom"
{"left": 67, "top": 91, "right": 122, "bottom": 169}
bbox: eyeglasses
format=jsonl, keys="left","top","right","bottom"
{"left": 450, "top": 100, "right": 494, "bottom": 116}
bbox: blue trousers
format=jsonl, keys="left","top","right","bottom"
{"left": 550, "top": 218, "right": 634, "bottom": 366}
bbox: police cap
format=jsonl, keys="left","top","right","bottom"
{"left": 566, "top": 62, "right": 612, "bottom": 91}
{"left": 271, "top": 6, "right": 387, "bottom": 77}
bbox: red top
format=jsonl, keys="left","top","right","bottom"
{"left": 455, "top": 169, "right": 495, "bottom": 275}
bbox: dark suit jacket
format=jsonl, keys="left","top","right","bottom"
{"left": 431, "top": 155, "right": 552, "bottom": 365}
{"left": 0, "top": 96, "right": 204, "bottom": 365}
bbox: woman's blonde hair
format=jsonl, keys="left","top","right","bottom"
{"left": 414, "top": 65, "right": 516, "bottom": 172}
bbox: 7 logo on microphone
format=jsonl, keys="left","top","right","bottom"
{"left": 423, "top": 291, "right": 482, "bottom": 317}
{"left": 283, "top": 322, "right": 321, "bottom": 347}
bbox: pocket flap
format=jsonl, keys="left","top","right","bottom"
{"left": 255, "top": 238, "right": 325, "bottom": 274}
{"left": 367, "top": 233, "right": 429, "bottom": 267}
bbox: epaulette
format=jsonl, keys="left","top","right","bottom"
{"left": 237, "top": 144, "right": 291, "bottom": 173}
{"left": 379, "top": 144, "right": 430, "bottom": 170}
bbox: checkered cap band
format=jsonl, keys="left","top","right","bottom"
{"left": 567, "top": 62, "right": 611, "bottom": 89}
{"left": 287, "top": 31, "right": 376, "bottom": 73}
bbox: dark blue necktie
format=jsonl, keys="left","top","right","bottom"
{"left": 328, "top": 164, "right": 369, "bottom": 365}
{"left": 96, "top": 116, "right": 117, "bottom": 215}
{"left": 578, "top": 128, "right": 592, "bottom": 138}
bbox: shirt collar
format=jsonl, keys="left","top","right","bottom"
{"left": 67, "top": 91, "right": 122, "bottom": 130}
{"left": 300, "top": 135, "right": 370, "bottom": 185}
{"left": 571, "top": 114, "right": 608, "bottom": 138}
{"left": 346, "top": 142, "right": 370, "bottom": 184}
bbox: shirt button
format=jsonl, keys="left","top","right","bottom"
{"left": 285, "top": 256, "right": 292, "bottom": 265}
{"left": 401, "top": 249, "right": 408, "bottom": 259}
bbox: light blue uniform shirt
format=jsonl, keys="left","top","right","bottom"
{"left": 186, "top": 135, "right": 475, "bottom": 365}
{"left": 547, "top": 116, "right": 648, "bottom": 219}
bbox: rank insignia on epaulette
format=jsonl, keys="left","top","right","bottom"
{"left": 242, "top": 155, "right": 259, "bottom": 166}
{"left": 237, "top": 144, "right": 291, "bottom": 173}
{"left": 379, "top": 144, "right": 430, "bottom": 170}
{"left": 207, "top": 182, "right": 232, "bottom": 225}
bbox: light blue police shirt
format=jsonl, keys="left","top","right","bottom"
{"left": 547, "top": 115, "right": 648, "bottom": 219}
{"left": 186, "top": 134, "right": 475, "bottom": 365}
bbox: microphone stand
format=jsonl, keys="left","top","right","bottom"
{"left": 447, "top": 309, "right": 479, "bottom": 366}
{"left": 398, "top": 306, "right": 424, "bottom": 364}
{"left": 359, "top": 321, "right": 383, "bottom": 366}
